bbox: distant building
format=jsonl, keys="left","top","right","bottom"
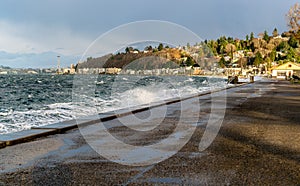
{"left": 0, "top": 71, "right": 8, "bottom": 74}
{"left": 272, "top": 62, "right": 300, "bottom": 79}
{"left": 225, "top": 67, "right": 242, "bottom": 76}
{"left": 63, "top": 68, "right": 71, "bottom": 74}
{"left": 192, "top": 67, "right": 202, "bottom": 75}
{"left": 27, "top": 70, "right": 38, "bottom": 74}
{"left": 62, "top": 64, "right": 76, "bottom": 74}
{"left": 105, "top": 68, "right": 121, "bottom": 74}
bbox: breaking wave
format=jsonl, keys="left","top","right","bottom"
{"left": 0, "top": 74, "right": 227, "bottom": 134}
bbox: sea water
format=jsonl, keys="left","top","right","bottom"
{"left": 0, "top": 74, "right": 227, "bottom": 134}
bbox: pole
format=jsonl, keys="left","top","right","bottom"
{"left": 57, "top": 56, "right": 60, "bottom": 74}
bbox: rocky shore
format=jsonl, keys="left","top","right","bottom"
{"left": 0, "top": 80, "right": 299, "bottom": 185}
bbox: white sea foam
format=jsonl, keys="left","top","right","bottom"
{"left": 96, "top": 80, "right": 104, "bottom": 85}
{"left": 0, "top": 76, "right": 228, "bottom": 134}
{"left": 185, "top": 78, "right": 194, "bottom": 82}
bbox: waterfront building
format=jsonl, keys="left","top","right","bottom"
{"left": 272, "top": 62, "right": 300, "bottom": 79}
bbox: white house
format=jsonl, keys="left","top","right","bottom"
{"left": 272, "top": 62, "right": 300, "bottom": 79}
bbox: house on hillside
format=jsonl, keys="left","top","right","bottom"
{"left": 272, "top": 62, "right": 300, "bottom": 79}
{"left": 225, "top": 67, "right": 242, "bottom": 76}
{"left": 105, "top": 67, "right": 121, "bottom": 74}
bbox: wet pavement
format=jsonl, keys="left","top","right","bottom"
{"left": 0, "top": 80, "right": 300, "bottom": 185}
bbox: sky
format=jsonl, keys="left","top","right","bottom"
{"left": 0, "top": 0, "right": 298, "bottom": 68}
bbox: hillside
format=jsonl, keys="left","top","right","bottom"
{"left": 76, "top": 54, "right": 113, "bottom": 69}
{"left": 77, "top": 48, "right": 193, "bottom": 69}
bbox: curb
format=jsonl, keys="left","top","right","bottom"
{"left": 0, "top": 129, "right": 58, "bottom": 147}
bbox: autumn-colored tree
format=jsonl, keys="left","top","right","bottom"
{"left": 225, "top": 43, "right": 236, "bottom": 54}
{"left": 286, "top": 3, "right": 300, "bottom": 33}
{"left": 225, "top": 44, "right": 236, "bottom": 62}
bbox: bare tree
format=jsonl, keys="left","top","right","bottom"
{"left": 286, "top": 3, "right": 300, "bottom": 32}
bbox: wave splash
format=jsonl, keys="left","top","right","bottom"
{"left": 0, "top": 75, "right": 227, "bottom": 134}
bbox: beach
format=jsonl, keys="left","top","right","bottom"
{"left": 0, "top": 80, "right": 299, "bottom": 185}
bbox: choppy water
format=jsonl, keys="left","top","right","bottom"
{"left": 0, "top": 74, "right": 227, "bottom": 134}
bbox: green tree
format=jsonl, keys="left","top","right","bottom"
{"left": 216, "top": 36, "right": 228, "bottom": 54}
{"left": 266, "top": 57, "right": 272, "bottom": 69}
{"left": 250, "top": 32, "right": 254, "bottom": 40}
{"left": 287, "top": 47, "right": 296, "bottom": 60}
{"left": 263, "top": 30, "right": 270, "bottom": 42}
{"left": 250, "top": 42, "right": 255, "bottom": 52}
{"left": 253, "top": 51, "right": 263, "bottom": 67}
{"left": 219, "top": 55, "right": 226, "bottom": 68}
{"left": 240, "top": 40, "right": 247, "bottom": 50}
{"left": 246, "top": 35, "right": 249, "bottom": 42}
{"left": 187, "top": 42, "right": 191, "bottom": 49}
{"left": 185, "top": 56, "right": 195, "bottom": 66}
{"left": 207, "top": 40, "right": 218, "bottom": 56}
{"left": 158, "top": 43, "right": 164, "bottom": 51}
{"left": 288, "top": 35, "right": 299, "bottom": 48}
{"left": 270, "top": 49, "right": 276, "bottom": 62}
{"left": 227, "top": 37, "right": 234, "bottom": 44}
{"left": 125, "top": 47, "right": 133, "bottom": 53}
{"left": 272, "top": 28, "right": 279, "bottom": 37}
{"left": 277, "top": 41, "right": 289, "bottom": 52}
{"left": 198, "top": 47, "right": 204, "bottom": 57}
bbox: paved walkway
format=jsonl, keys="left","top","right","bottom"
{"left": 0, "top": 80, "right": 299, "bottom": 185}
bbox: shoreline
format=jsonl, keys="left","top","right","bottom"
{"left": 0, "top": 74, "right": 232, "bottom": 135}
{"left": 0, "top": 80, "right": 249, "bottom": 149}
{"left": 1, "top": 80, "right": 299, "bottom": 185}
